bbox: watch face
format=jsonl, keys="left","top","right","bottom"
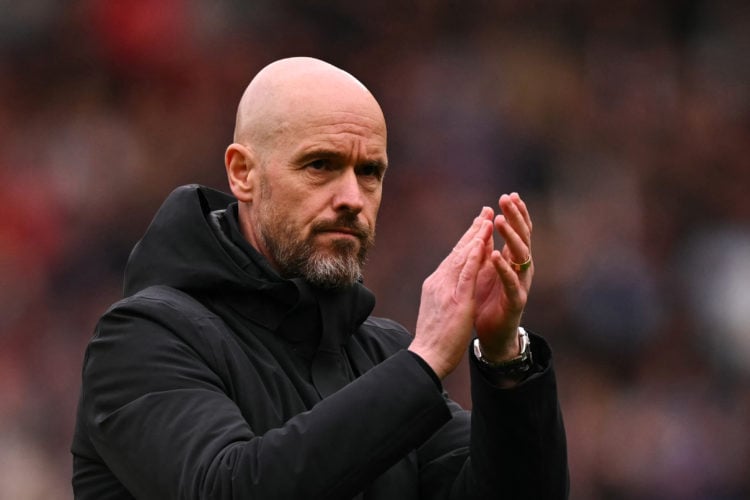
{"left": 473, "top": 330, "right": 530, "bottom": 365}
{"left": 473, "top": 337, "right": 534, "bottom": 381}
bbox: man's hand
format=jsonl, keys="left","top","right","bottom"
{"left": 474, "top": 193, "right": 534, "bottom": 362}
{"left": 409, "top": 212, "right": 494, "bottom": 379}
{"left": 409, "top": 193, "right": 535, "bottom": 378}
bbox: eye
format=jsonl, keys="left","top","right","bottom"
{"left": 358, "top": 162, "right": 384, "bottom": 179}
{"left": 307, "top": 159, "right": 330, "bottom": 170}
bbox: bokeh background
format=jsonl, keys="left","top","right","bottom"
{"left": 2, "top": 1, "right": 750, "bottom": 498}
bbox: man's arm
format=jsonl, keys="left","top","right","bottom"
{"left": 409, "top": 193, "right": 568, "bottom": 498}
{"left": 75, "top": 295, "right": 453, "bottom": 500}
{"left": 413, "top": 335, "right": 568, "bottom": 500}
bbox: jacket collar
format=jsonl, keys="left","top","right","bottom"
{"left": 209, "top": 205, "right": 376, "bottom": 346}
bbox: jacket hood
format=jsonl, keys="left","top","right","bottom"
{"left": 124, "top": 184, "right": 253, "bottom": 297}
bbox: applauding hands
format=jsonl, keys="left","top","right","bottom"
{"left": 409, "top": 193, "right": 534, "bottom": 379}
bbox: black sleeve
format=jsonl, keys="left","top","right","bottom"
{"left": 416, "top": 334, "right": 569, "bottom": 499}
{"left": 76, "top": 295, "right": 454, "bottom": 500}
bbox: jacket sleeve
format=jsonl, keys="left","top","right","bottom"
{"left": 79, "top": 294, "right": 454, "bottom": 500}
{"left": 416, "top": 334, "right": 569, "bottom": 499}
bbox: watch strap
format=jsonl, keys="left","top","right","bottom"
{"left": 473, "top": 327, "right": 534, "bottom": 382}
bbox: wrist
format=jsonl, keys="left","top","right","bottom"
{"left": 407, "top": 345, "right": 452, "bottom": 380}
{"left": 476, "top": 327, "right": 523, "bottom": 363}
{"left": 473, "top": 327, "right": 533, "bottom": 384}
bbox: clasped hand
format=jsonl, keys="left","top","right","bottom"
{"left": 409, "top": 193, "right": 534, "bottom": 379}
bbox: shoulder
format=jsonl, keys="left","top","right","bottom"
{"left": 91, "top": 286, "right": 235, "bottom": 369}
{"left": 79, "top": 288, "right": 243, "bottom": 437}
{"left": 101, "top": 286, "right": 228, "bottom": 337}
{"left": 82, "top": 287, "right": 240, "bottom": 402}
{"left": 109, "top": 285, "right": 213, "bottom": 319}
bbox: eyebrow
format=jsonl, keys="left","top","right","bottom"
{"left": 296, "top": 147, "right": 388, "bottom": 170}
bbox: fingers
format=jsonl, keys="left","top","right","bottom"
{"left": 495, "top": 215, "right": 529, "bottom": 264}
{"left": 499, "top": 193, "right": 531, "bottom": 246}
{"left": 443, "top": 219, "right": 492, "bottom": 287}
{"left": 428, "top": 216, "right": 492, "bottom": 299}
{"left": 455, "top": 237, "right": 484, "bottom": 300}
{"left": 490, "top": 249, "right": 526, "bottom": 309}
{"left": 496, "top": 193, "right": 532, "bottom": 268}
{"left": 510, "top": 192, "right": 532, "bottom": 235}
{"left": 452, "top": 207, "right": 494, "bottom": 254}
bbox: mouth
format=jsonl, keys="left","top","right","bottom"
{"left": 317, "top": 228, "right": 362, "bottom": 241}
{"left": 312, "top": 216, "right": 370, "bottom": 245}
{"left": 326, "top": 227, "right": 359, "bottom": 236}
{"left": 315, "top": 223, "right": 367, "bottom": 239}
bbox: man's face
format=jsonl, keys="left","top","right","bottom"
{"left": 251, "top": 107, "right": 387, "bottom": 288}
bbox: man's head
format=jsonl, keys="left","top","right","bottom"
{"left": 225, "top": 57, "right": 388, "bottom": 288}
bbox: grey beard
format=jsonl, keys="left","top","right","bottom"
{"left": 262, "top": 229, "right": 368, "bottom": 289}
{"left": 299, "top": 243, "right": 364, "bottom": 288}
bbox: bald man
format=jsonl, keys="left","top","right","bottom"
{"left": 72, "top": 57, "right": 568, "bottom": 499}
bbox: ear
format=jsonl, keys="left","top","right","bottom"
{"left": 225, "top": 143, "right": 258, "bottom": 202}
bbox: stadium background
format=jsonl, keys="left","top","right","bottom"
{"left": 1, "top": 1, "right": 749, "bottom": 498}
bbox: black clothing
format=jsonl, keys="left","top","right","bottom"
{"left": 71, "top": 185, "right": 568, "bottom": 499}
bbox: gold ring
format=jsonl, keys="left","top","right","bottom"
{"left": 510, "top": 255, "right": 532, "bottom": 272}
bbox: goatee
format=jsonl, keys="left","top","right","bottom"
{"left": 260, "top": 210, "right": 374, "bottom": 289}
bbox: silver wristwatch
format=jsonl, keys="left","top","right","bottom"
{"left": 473, "top": 326, "right": 533, "bottom": 380}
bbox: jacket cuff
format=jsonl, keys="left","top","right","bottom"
{"left": 468, "top": 333, "right": 568, "bottom": 497}
{"left": 408, "top": 351, "right": 443, "bottom": 390}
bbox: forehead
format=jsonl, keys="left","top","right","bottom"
{"left": 277, "top": 108, "right": 387, "bottom": 157}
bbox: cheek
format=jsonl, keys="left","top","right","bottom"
{"left": 264, "top": 180, "right": 310, "bottom": 218}
{"left": 367, "top": 192, "right": 382, "bottom": 224}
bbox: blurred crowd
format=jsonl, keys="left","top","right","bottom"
{"left": 1, "top": 1, "right": 749, "bottom": 498}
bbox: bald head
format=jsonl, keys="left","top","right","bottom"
{"left": 225, "top": 57, "right": 388, "bottom": 287}
{"left": 233, "top": 57, "right": 386, "bottom": 152}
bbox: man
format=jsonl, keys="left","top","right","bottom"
{"left": 72, "top": 57, "right": 568, "bottom": 499}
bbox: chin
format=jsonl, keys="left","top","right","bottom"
{"left": 321, "top": 236, "right": 360, "bottom": 254}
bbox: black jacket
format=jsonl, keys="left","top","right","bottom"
{"left": 71, "top": 185, "right": 568, "bottom": 499}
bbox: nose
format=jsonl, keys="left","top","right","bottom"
{"left": 331, "top": 168, "right": 365, "bottom": 213}
{"left": 333, "top": 168, "right": 365, "bottom": 213}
